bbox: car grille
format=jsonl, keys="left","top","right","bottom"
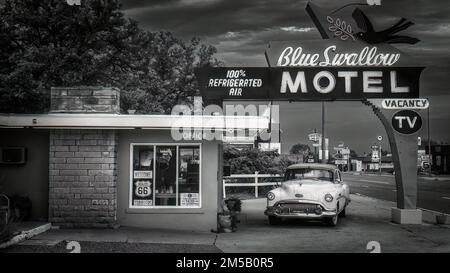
{"left": 278, "top": 203, "right": 319, "bottom": 213}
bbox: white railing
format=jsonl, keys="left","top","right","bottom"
{"left": 223, "top": 171, "right": 283, "bottom": 198}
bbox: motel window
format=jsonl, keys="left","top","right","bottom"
{"left": 130, "top": 144, "right": 201, "bottom": 208}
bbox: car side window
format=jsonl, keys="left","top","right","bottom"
{"left": 335, "top": 170, "right": 342, "bottom": 183}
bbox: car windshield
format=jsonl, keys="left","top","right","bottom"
{"left": 284, "top": 168, "right": 334, "bottom": 182}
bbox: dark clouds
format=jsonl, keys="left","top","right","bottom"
{"left": 121, "top": 0, "right": 450, "bottom": 153}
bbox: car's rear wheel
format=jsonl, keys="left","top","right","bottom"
{"left": 268, "top": 216, "right": 282, "bottom": 225}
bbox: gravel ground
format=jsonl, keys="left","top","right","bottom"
{"left": 0, "top": 241, "right": 222, "bottom": 253}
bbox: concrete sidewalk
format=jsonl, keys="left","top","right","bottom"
{"left": 3, "top": 194, "right": 450, "bottom": 253}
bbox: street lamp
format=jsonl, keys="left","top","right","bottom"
{"left": 321, "top": 102, "right": 326, "bottom": 163}
{"left": 427, "top": 97, "right": 432, "bottom": 176}
{"left": 377, "top": 135, "right": 383, "bottom": 175}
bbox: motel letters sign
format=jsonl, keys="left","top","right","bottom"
{"left": 196, "top": 66, "right": 422, "bottom": 101}
{"left": 196, "top": 39, "right": 423, "bottom": 101}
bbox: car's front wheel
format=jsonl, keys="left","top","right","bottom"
{"left": 324, "top": 208, "right": 339, "bottom": 227}
{"left": 339, "top": 207, "right": 346, "bottom": 218}
{"left": 268, "top": 216, "right": 282, "bottom": 225}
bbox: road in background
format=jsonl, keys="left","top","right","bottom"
{"left": 343, "top": 173, "right": 450, "bottom": 214}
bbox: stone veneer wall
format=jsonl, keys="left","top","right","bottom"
{"left": 49, "top": 129, "right": 118, "bottom": 228}
{"left": 50, "top": 86, "right": 120, "bottom": 114}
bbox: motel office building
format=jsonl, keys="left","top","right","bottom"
{"left": 0, "top": 87, "right": 267, "bottom": 231}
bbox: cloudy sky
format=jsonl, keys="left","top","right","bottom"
{"left": 121, "top": 0, "right": 450, "bottom": 154}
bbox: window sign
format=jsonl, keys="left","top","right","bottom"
{"left": 130, "top": 144, "right": 201, "bottom": 208}
{"left": 178, "top": 146, "right": 200, "bottom": 206}
{"left": 131, "top": 146, "right": 154, "bottom": 207}
{"left": 134, "top": 171, "right": 152, "bottom": 179}
{"left": 180, "top": 193, "right": 200, "bottom": 207}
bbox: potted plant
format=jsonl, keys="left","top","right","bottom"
{"left": 225, "top": 198, "right": 242, "bottom": 232}
{"left": 218, "top": 213, "right": 232, "bottom": 233}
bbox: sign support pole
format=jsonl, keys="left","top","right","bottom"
{"left": 427, "top": 102, "right": 432, "bottom": 176}
{"left": 365, "top": 100, "right": 422, "bottom": 224}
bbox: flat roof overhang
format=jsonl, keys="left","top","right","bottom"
{"left": 0, "top": 113, "right": 269, "bottom": 131}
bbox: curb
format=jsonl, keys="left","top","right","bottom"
{"left": 352, "top": 193, "right": 450, "bottom": 225}
{"left": 421, "top": 209, "right": 450, "bottom": 225}
{"left": 420, "top": 177, "right": 450, "bottom": 182}
{"left": 0, "top": 223, "right": 52, "bottom": 249}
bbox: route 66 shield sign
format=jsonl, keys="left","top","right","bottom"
{"left": 135, "top": 181, "right": 152, "bottom": 197}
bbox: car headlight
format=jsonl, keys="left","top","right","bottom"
{"left": 324, "top": 193, "right": 333, "bottom": 202}
{"left": 267, "top": 192, "right": 275, "bottom": 200}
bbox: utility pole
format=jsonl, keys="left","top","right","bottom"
{"left": 427, "top": 99, "right": 432, "bottom": 176}
{"left": 377, "top": 135, "right": 383, "bottom": 175}
{"left": 379, "top": 140, "right": 382, "bottom": 175}
{"left": 314, "top": 128, "right": 318, "bottom": 160}
{"left": 321, "top": 102, "right": 326, "bottom": 163}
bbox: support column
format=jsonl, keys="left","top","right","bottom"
{"left": 364, "top": 100, "right": 422, "bottom": 224}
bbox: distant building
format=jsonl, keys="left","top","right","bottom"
{"left": 424, "top": 145, "right": 450, "bottom": 174}
{"left": 349, "top": 156, "right": 394, "bottom": 172}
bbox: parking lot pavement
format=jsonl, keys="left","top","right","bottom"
{"left": 2, "top": 194, "right": 449, "bottom": 253}
{"left": 215, "top": 195, "right": 450, "bottom": 253}
{"left": 342, "top": 173, "right": 450, "bottom": 214}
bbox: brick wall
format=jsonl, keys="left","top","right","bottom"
{"left": 50, "top": 86, "right": 120, "bottom": 114}
{"left": 49, "top": 129, "right": 118, "bottom": 228}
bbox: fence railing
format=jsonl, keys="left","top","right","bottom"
{"left": 222, "top": 172, "right": 283, "bottom": 198}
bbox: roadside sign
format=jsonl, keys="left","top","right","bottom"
{"left": 335, "top": 159, "right": 347, "bottom": 165}
{"left": 382, "top": 98, "right": 429, "bottom": 109}
{"left": 392, "top": 110, "right": 423, "bottom": 134}
{"left": 308, "top": 133, "right": 321, "bottom": 142}
{"left": 377, "top": 136, "right": 383, "bottom": 141}
{"left": 196, "top": 67, "right": 269, "bottom": 100}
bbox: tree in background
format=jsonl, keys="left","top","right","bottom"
{"left": 224, "top": 146, "right": 295, "bottom": 175}
{"left": 0, "top": 0, "right": 221, "bottom": 113}
{"left": 289, "top": 143, "right": 311, "bottom": 162}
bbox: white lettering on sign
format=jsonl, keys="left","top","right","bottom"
{"left": 277, "top": 45, "right": 400, "bottom": 67}
{"left": 382, "top": 99, "right": 429, "bottom": 109}
{"left": 66, "top": 0, "right": 81, "bottom": 6}
{"left": 390, "top": 71, "right": 409, "bottom": 93}
{"left": 338, "top": 71, "right": 358, "bottom": 93}
{"left": 280, "top": 70, "right": 410, "bottom": 94}
{"left": 363, "top": 71, "right": 383, "bottom": 93}
{"left": 313, "top": 71, "right": 335, "bottom": 93}
{"left": 208, "top": 78, "right": 262, "bottom": 88}
{"left": 394, "top": 116, "right": 417, "bottom": 129}
{"left": 280, "top": 71, "right": 307, "bottom": 93}
{"left": 208, "top": 69, "right": 263, "bottom": 96}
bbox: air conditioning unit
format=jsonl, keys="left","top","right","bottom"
{"left": 0, "top": 147, "right": 27, "bottom": 165}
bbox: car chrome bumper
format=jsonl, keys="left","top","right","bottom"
{"left": 264, "top": 202, "right": 336, "bottom": 218}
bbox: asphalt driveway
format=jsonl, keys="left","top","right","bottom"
{"left": 1, "top": 194, "right": 450, "bottom": 253}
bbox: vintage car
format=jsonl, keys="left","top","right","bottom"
{"left": 264, "top": 163, "right": 350, "bottom": 226}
